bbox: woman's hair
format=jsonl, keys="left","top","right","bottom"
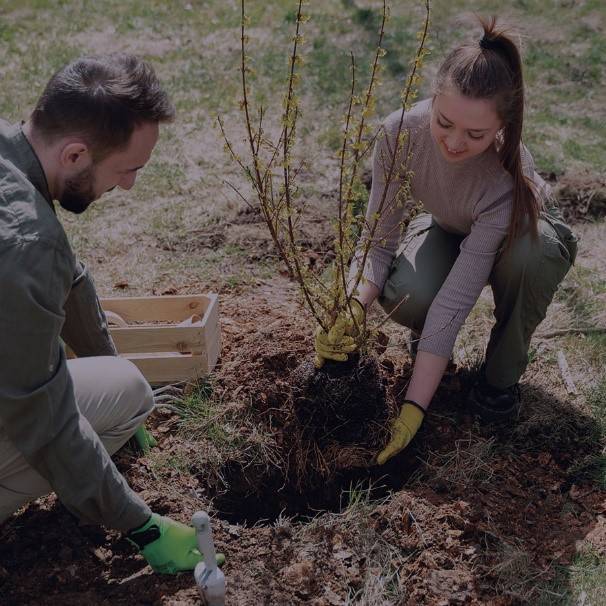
{"left": 434, "top": 16, "right": 541, "bottom": 248}
{"left": 31, "top": 53, "right": 175, "bottom": 161}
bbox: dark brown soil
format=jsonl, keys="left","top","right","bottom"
{"left": 1, "top": 281, "right": 605, "bottom": 605}
{"left": 291, "top": 354, "right": 387, "bottom": 445}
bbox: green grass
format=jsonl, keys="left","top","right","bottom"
{"left": 535, "top": 550, "right": 606, "bottom": 606}
{"left": 557, "top": 266, "right": 606, "bottom": 326}
{"left": 556, "top": 265, "right": 606, "bottom": 371}
{"left": 176, "top": 380, "right": 248, "bottom": 451}
{"left": 0, "top": 0, "right": 603, "bottom": 294}
{"left": 147, "top": 449, "right": 193, "bottom": 479}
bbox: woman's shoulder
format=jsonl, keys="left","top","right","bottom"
{"left": 382, "top": 98, "right": 432, "bottom": 138}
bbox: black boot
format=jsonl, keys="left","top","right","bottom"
{"left": 468, "top": 376, "right": 521, "bottom": 423}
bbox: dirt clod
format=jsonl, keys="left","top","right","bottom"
{"left": 291, "top": 354, "right": 388, "bottom": 444}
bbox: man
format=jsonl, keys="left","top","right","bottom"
{"left": 0, "top": 54, "right": 221, "bottom": 574}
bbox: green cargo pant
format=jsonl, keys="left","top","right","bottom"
{"left": 379, "top": 210, "right": 577, "bottom": 388}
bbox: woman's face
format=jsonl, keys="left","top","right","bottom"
{"left": 430, "top": 88, "right": 502, "bottom": 163}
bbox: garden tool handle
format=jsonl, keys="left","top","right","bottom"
{"left": 178, "top": 314, "right": 202, "bottom": 326}
{"left": 192, "top": 512, "right": 226, "bottom": 606}
{"left": 192, "top": 511, "right": 217, "bottom": 572}
{"left": 105, "top": 310, "right": 128, "bottom": 327}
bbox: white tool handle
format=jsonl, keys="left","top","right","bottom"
{"left": 192, "top": 511, "right": 217, "bottom": 573}
{"left": 192, "top": 511, "right": 225, "bottom": 606}
{"left": 105, "top": 310, "right": 128, "bottom": 327}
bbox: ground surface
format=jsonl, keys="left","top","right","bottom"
{"left": 1, "top": 0, "right": 605, "bottom": 604}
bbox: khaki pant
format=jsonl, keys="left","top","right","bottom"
{"left": 0, "top": 356, "right": 153, "bottom": 524}
{"left": 379, "top": 211, "right": 577, "bottom": 388}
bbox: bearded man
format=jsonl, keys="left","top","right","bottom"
{"left": 0, "top": 54, "right": 222, "bottom": 574}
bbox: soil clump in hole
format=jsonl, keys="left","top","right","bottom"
{"left": 291, "top": 354, "right": 387, "bottom": 444}
{"left": 213, "top": 305, "right": 399, "bottom": 524}
{"left": 211, "top": 352, "right": 395, "bottom": 524}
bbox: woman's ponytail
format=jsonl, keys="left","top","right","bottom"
{"left": 435, "top": 16, "right": 542, "bottom": 248}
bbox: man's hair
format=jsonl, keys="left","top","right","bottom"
{"left": 31, "top": 53, "right": 175, "bottom": 160}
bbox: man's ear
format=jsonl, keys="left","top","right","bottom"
{"left": 59, "top": 141, "right": 92, "bottom": 171}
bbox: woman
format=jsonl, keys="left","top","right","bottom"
{"left": 314, "top": 17, "right": 577, "bottom": 464}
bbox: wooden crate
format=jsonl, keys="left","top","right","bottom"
{"left": 100, "top": 294, "right": 220, "bottom": 384}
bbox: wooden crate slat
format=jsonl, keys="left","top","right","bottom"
{"left": 101, "top": 295, "right": 212, "bottom": 323}
{"left": 124, "top": 353, "right": 209, "bottom": 384}
{"left": 109, "top": 324, "right": 205, "bottom": 354}
{"left": 201, "top": 294, "right": 219, "bottom": 336}
{"left": 203, "top": 322, "right": 221, "bottom": 370}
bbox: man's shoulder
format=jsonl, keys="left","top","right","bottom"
{"left": 0, "top": 157, "right": 70, "bottom": 254}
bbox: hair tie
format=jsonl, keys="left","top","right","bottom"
{"left": 479, "top": 35, "right": 498, "bottom": 51}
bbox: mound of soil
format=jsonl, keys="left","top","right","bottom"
{"left": 550, "top": 172, "right": 606, "bottom": 223}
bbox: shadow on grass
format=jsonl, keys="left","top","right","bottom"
{"left": 389, "top": 373, "right": 606, "bottom": 604}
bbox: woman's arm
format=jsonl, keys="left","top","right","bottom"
{"left": 405, "top": 351, "right": 450, "bottom": 409}
{"left": 357, "top": 281, "right": 448, "bottom": 409}
{"left": 356, "top": 280, "right": 381, "bottom": 308}
{"left": 356, "top": 281, "right": 449, "bottom": 409}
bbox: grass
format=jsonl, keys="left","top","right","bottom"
{"left": 417, "top": 434, "right": 499, "bottom": 489}
{"left": 176, "top": 379, "right": 233, "bottom": 444}
{"left": 0, "top": 0, "right": 602, "bottom": 295}
{"left": 301, "top": 480, "right": 408, "bottom": 605}
{"left": 147, "top": 448, "right": 193, "bottom": 480}
{"left": 534, "top": 550, "right": 606, "bottom": 606}
{"left": 556, "top": 265, "right": 606, "bottom": 369}
{"left": 486, "top": 541, "right": 540, "bottom": 602}
{"left": 567, "top": 376, "right": 606, "bottom": 490}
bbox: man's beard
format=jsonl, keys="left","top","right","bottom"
{"left": 59, "top": 166, "right": 96, "bottom": 214}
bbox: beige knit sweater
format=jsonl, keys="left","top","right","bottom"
{"left": 351, "top": 98, "right": 549, "bottom": 358}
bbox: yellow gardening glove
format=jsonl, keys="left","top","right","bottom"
{"left": 314, "top": 299, "right": 365, "bottom": 368}
{"left": 376, "top": 401, "right": 425, "bottom": 465}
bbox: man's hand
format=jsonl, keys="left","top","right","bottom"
{"left": 376, "top": 401, "right": 425, "bottom": 465}
{"left": 127, "top": 513, "right": 225, "bottom": 574}
{"left": 134, "top": 424, "right": 157, "bottom": 454}
{"left": 314, "top": 299, "right": 365, "bottom": 368}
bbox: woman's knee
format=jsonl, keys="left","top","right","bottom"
{"left": 493, "top": 222, "right": 571, "bottom": 290}
{"left": 494, "top": 233, "right": 536, "bottom": 283}
{"left": 380, "top": 279, "right": 434, "bottom": 330}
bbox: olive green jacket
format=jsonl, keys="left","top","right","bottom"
{"left": 0, "top": 120, "right": 150, "bottom": 531}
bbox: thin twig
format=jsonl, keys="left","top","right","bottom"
{"left": 536, "top": 327, "right": 606, "bottom": 339}
{"left": 350, "top": 1, "right": 431, "bottom": 300}
{"left": 557, "top": 350, "right": 578, "bottom": 395}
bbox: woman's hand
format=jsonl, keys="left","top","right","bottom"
{"left": 376, "top": 401, "right": 425, "bottom": 464}
{"left": 376, "top": 350, "right": 450, "bottom": 463}
{"left": 314, "top": 299, "right": 365, "bottom": 368}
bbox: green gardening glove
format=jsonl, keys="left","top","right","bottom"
{"left": 314, "top": 299, "right": 365, "bottom": 368}
{"left": 126, "top": 513, "right": 225, "bottom": 575}
{"left": 134, "top": 424, "right": 158, "bottom": 454}
{"left": 376, "top": 401, "right": 425, "bottom": 465}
